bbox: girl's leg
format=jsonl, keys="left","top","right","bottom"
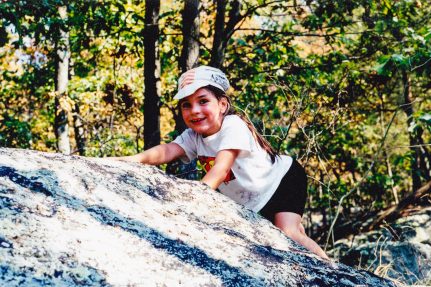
{"left": 274, "top": 211, "right": 329, "bottom": 260}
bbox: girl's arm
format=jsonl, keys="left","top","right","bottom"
{"left": 112, "top": 143, "right": 185, "bottom": 165}
{"left": 202, "top": 149, "right": 239, "bottom": 189}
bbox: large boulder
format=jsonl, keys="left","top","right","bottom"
{"left": 0, "top": 148, "right": 397, "bottom": 286}
{"left": 330, "top": 208, "right": 431, "bottom": 285}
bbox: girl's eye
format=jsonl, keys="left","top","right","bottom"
{"left": 199, "top": 99, "right": 209, "bottom": 104}
{"left": 181, "top": 102, "right": 191, "bottom": 109}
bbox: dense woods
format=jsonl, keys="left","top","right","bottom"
{"left": 1, "top": 0, "right": 430, "bottom": 264}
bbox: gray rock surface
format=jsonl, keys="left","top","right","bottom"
{"left": 0, "top": 148, "right": 397, "bottom": 286}
{"left": 330, "top": 208, "right": 431, "bottom": 285}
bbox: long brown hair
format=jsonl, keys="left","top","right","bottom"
{"left": 204, "top": 85, "right": 279, "bottom": 163}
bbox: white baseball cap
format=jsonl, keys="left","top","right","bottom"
{"left": 174, "top": 65, "right": 230, "bottom": 100}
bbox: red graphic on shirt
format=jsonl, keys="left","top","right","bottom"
{"left": 198, "top": 155, "right": 236, "bottom": 183}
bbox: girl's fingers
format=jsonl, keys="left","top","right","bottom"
{"left": 180, "top": 79, "right": 194, "bottom": 88}
{"left": 180, "top": 70, "right": 196, "bottom": 88}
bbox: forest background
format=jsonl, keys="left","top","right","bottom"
{"left": 1, "top": 0, "right": 430, "bottom": 273}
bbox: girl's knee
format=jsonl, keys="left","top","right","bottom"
{"left": 281, "top": 226, "right": 304, "bottom": 241}
{"left": 274, "top": 212, "right": 302, "bottom": 231}
{"left": 299, "top": 223, "right": 306, "bottom": 235}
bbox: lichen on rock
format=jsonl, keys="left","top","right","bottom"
{"left": 0, "top": 148, "right": 398, "bottom": 286}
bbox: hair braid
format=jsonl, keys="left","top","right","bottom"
{"left": 205, "top": 85, "right": 279, "bottom": 163}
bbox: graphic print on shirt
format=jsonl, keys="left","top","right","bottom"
{"left": 198, "top": 155, "right": 236, "bottom": 183}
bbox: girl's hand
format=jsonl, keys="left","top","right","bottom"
{"left": 179, "top": 69, "right": 196, "bottom": 88}
{"left": 111, "top": 143, "right": 185, "bottom": 165}
{"left": 201, "top": 149, "right": 239, "bottom": 190}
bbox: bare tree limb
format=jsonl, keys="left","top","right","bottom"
{"left": 367, "top": 180, "right": 431, "bottom": 231}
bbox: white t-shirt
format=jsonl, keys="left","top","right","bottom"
{"left": 173, "top": 115, "right": 293, "bottom": 212}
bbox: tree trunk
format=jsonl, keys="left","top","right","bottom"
{"left": 175, "top": 0, "right": 200, "bottom": 134}
{"left": 402, "top": 71, "right": 430, "bottom": 191}
{"left": 54, "top": 5, "right": 71, "bottom": 155}
{"left": 167, "top": 0, "right": 201, "bottom": 179}
{"left": 180, "top": 0, "right": 200, "bottom": 73}
{"left": 143, "top": 0, "right": 161, "bottom": 150}
{"left": 73, "top": 103, "right": 86, "bottom": 156}
{"left": 210, "top": 0, "right": 226, "bottom": 69}
{"left": 210, "top": 0, "right": 241, "bottom": 69}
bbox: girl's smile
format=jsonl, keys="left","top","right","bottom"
{"left": 180, "top": 87, "right": 228, "bottom": 137}
{"left": 191, "top": 118, "right": 205, "bottom": 123}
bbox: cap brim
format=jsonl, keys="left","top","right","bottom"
{"left": 174, "top": 80, "right": 225, "bottom": 100}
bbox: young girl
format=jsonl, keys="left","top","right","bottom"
{"left": 115, "top": 65, "right": 328, "bottom": 259}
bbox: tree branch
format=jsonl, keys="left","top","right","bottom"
{"left": 367, "top": 180, "right": 431, "bottom": 231}
{"left": 234, "top": 28, "right": 367, "bottom": 37}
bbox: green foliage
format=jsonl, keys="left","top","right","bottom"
{"left": 418, "top": 113, "right": 431, "bottom": 133}
{"left": 0, "top": 113, "right": 32, "bottom": 148}
{"left": 1, "top": 2, "right": 430, "bottom": 271}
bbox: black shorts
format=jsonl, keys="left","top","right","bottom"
{"left": 259, "top": 159, "right": 307, "bottom": 224}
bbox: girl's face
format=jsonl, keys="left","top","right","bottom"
{"left": 180, "top": 88, "right": 228, "bottom": 137}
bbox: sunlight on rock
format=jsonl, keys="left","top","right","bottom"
{"left": 0, "top": 148, "right": 397, "bottom": 286}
